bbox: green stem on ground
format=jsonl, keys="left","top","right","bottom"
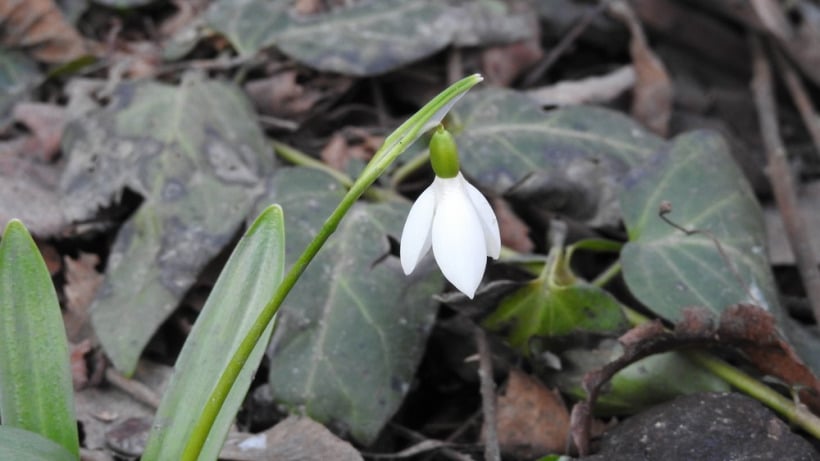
{"left": 597, "top": 263, "right": 820, "bottom": 439}
{"left": 179, "top": 74, "right": 484, "bottom": 461}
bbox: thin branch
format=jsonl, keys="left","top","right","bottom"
{"left": 474, "top": 327, "right": 500, "bottom": 461}
{"left": 521, "top": 0, "right": 613, "bottom": 88}
{"left": 772, "top": 49, "right": 820, "bottom": 162}
{"left": 749, "top": 35, "right": 820, "bottom": 322}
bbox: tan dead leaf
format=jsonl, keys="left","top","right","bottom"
{"left": 320, "top": 133, "right": 349, "bottom": 172}
{"left": 245, "top": 70, "right": 323, "bottom": 120}
{"left": 0, "top": 0, "right": 87, "bottom": 64}
{"left": 221, "top": 416, "right": 363, "bottom": 461}
{"left": 609, "top": 0, "right": 672, "bottom": 137}
{"left": 70, "top": 339, "right": 93, "bottom": 389}
{"left": 293, "top": 0, "right": 324, "bottom": 15}
{"left": 493, "top": 368, "right": 570, "bottom": 458}
{"left": 492, "top": 197, "right": 534, "bottom": 253}
{"left": 64, "top": 252, "right": 103, "bottom": 342}
{"left": 482, "top": 35, "right": 544, "bottom": 87}
{"left": 34, "top": 240, "right": 61, "bottom": 274}
{"left": 12, "top": 102, "right": 66, "bottom": 161}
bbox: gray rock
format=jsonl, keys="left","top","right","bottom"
{"left": 579, "top": 392, "right": 819, "bottom": 461}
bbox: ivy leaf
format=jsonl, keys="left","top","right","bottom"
{"left": 207, "top": 0, "right": 533, "bottom": 76}
{"left": 254, "top": 168, "right": 442, "bottom": 445}
{"left": 619, "top": 131, "right": 780, "bottom": 321}
{"left": 450, "top": 88, "right": 665, "bottom": 227}
{"left": 60, "top": 73, "right": 273, "bottom": 375}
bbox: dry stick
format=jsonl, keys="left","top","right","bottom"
{"left": 521, "top": 0, "right": 613, "bottom": 88}
{"left": 105, "top": 368, "right": 161, "bottom": 409}
{"left": 750, "top": 36, "right": 820, "bottom": 322}
{"left": 474, "top": 327, "right": 500, "bottom": 461}
{"left": 772, "top": 49, "right": 820, "bottom": 160}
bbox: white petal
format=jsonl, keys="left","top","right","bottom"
{"left": 400, "top": 185, "right": 436, "bottom": 274}
{"left": 431, "top": 176, "right": 487, "bottom": 298}
{"left": 462, "top": 174, "right": 501, "bottom": 259}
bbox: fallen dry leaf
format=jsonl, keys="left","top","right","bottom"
{"left": 63, "top": 252, "right": 103, "bottom": 342}
{"left": 494, "top": 368, "right": 570, "bottom": 458}
{"left": 12, "top": 102, "right": 66, "bottom": 161}
{"left": 245, "top": 71, "right": 326, "bottom": 120}
{"left": 320, "top": 129, "right": 382, "bottom": 173}
{"left": 70, "top": 339, "right": 93, "bottom": 389}
{"left": 481, "top": 35, "right": 544, "bottom": 87}
{"left": 220, "top": 416, "right": 363, "bottom": 461}
{"left": 0, "top": 0, "right": 87, "bottom": 63}
{"left": 526, "top": 66, "right": 636, "bottom": 107}
{"left": 35, "top": 240, "right": 61, "bottom": 275}
{"left": 609, "top": 0, "right": 672, "bottom": 136}
{"left": 492, "top": 197, "right": 534, "bottom": 253}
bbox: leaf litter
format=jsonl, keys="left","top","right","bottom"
{"left": 2, "top": 0, "right": 820, "bottom": 459}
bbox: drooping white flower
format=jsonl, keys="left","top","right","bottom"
{"left": 400, "top": 126, "right": 500, "bottom": 298}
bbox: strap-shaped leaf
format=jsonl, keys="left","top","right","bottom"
{"left": 0, "top": 426, "right": 76, "bottom": 461}
{"left": 142, "top": 204, "right": 286, "bottom": 460}
{"left": 0, "top": 220, "right": 79, "bottom": 457}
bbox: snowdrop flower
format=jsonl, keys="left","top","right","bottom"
{"left": 400, "top": 125, "right": 500, "bottom": 298}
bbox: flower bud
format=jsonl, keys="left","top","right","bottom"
{"left": 429, "top": 125, "right": 460, "bottom": 179}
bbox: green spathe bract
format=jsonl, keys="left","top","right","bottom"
{"left": 429, "top": 125, "right": 460, "bottom": 178}
{"left": 0, "top": 220, "right": 79, "bottom": 458}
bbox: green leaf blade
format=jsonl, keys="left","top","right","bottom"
{"left": 142, "top": 204, "right": 286, "bottom": 461}
{"left": 0, "top": 426, "right": 77, "bottom": 461}
{"left": 0, "top": 220, "right": 79, "bottom": 457}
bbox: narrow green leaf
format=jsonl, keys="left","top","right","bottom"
{"left": 0, "top": 426, "right": 77, "bottom": 461}
{"left": 142, "top": 205, "right": 286, "bottom": 461}
{"left": 0, "top": 220, "right": 79, "bottom": 457}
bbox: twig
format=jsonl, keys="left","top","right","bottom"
{"left": 521, "top": 0, "right": 613, "bottom": 88}
{"left": 749, "top": 35, "right": 820, "bottom": 322}
{"left": 474, "top": 327, "right": 500, "bottom": 461}
{"left": 772, "top": 49, "right": 820, "bottom": 162}
{"left": 105, "top": 368, "right": 161, "bottom": 409}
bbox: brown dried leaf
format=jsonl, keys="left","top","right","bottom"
{"left": 609, "top": 0, "right": 672, "bottom": 136}
{"left": 492, "top": 197, "right": 534, "bottom": 253}
{"left": 220, "top": 416, "right": 363, "bottom": 461}
{"left": 244, "top": 71, "right": 324, "bottom": 120}
{"left": 481, "top": 36, "right": 544, "bottom": 87}
{"left": 319, "top": 129, "right": 382, "bottom": 173}
{"left": 70, "top": 339, "right": 92, "bottom": 389}
{"left": 64, "top": 252, "right": 103, "bottom": 342}
{"left": 12, "top": 102, "right": 66, "bottom": 161}
{"left": 0, "top": 0, "right": 87, "bottom": 64}
{"left": 495, "top": 369, "right": 570, "bottom": 458}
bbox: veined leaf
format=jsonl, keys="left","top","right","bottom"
{"left": 256, "top": 168, "right": 442, "bottom": 445}
{"left": 142, "top": 205, "right": 286, "bottom": 461}
{"left": 0, "top": 220, "right": 79, "bottom": 457}
{"left": 450, "top": 88, "right": 665, "bottom": 227}
{"left": 59, "top": 73, "right": 273, "bottom": 375}
{"left": 620, "top": 131, "right": 780, "bottom": 321}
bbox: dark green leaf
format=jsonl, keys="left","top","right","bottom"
{"left": 60, "top": 73, "right": 273, "bottom": 374}
{"left": 0, "top": 426, "right": 77, "bottom": 461}
{"left": 0, "top": 220, "right": 79, "bottom": 457}
{"left": 207, "top": 0, "right": 533, "bottom": 76}
{"left": 451, "top": 88, "right": 665, "bottom": 226}
{"left": 256, "top": 168, "right": 442, "bottom": 444}
{"left": 143, "top": 205, "right": 286, "bottom": 460}
{"left": 620, "top": 131, "right": 781, "bottom": 321}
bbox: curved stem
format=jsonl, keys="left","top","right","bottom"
{"left": 180, "top": 74, "right": 484, "bottom": 461}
